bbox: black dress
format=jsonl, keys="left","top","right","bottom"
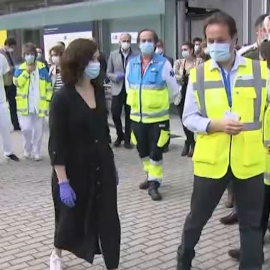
{"left": 48, "top": 82, "right": 120, "bottom": 270}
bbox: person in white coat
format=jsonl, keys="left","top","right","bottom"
{"left": 0, "top": 54, "right": 19, "bottom": 161}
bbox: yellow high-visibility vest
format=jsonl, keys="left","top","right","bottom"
{"left": 13, "top": 61, "right": 52, "bottom": 117}
{"left": 190, "top": 58, "right": 268, "bottom": 179}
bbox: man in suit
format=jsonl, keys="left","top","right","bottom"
{"left": 155, "top": 39, "right": 174, "bottom": 67}
{"left": 107, "top": 33, "right": 136, "bottom": 149}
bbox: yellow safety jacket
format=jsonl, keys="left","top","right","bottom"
{"left": 190, "top": 58, "right": 268, "bottom": 179}
{"left": 13, "top": 61, "right": 52, "bottom": 117}
{"left": 126, "top": 54, "right": 170, "bottom": 124}
{"left": 264, "top": 106, "right": 270, "bottom": 185}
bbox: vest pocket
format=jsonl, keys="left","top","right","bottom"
{"left": 243, "top": 131, "right": 264, "bottom": 166}
{"left": 157, "top": 130, "right": 170, "bottom": 148}
{"left": 143, "top": 90, "right": 166, "bottom": 110}
{"left": 193, "top": 134, "right": 218, "bottom": 164}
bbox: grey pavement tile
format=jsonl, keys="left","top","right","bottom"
{"left": 0, "top": 131, "right": 269, "bottom": 270}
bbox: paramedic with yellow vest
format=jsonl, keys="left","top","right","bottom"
{"left": 176, "top": 12, "right": 269, "bottom": 270}
{"left": 13, "top": 43, "right": 52, "bottom": 161}
{"left": 126, "top": 29, "right": 179, "bottom": 201}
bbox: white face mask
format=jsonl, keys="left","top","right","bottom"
{"left": 7, "top": 48, "right": 14, "bottom": 53}
{"left": 121, "top": 42, "right": 131, "bottom": 51}
{"left": 155, "top": 47, "right": 163, "bottom": 55}
{"left": 51, "top": 56, "right": 60, "bottom": 65}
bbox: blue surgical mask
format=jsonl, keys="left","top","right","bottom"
{"left": 207, "top": 42, "right": 231, "bottom": 62}
{"left": 84, "top": 62, "right": 100, "bottom": 79}
{"left": 25, "top": 54, "right": 35, "bottom": 64}
{"left": 139, "top": 42, "right": 155, "bottom": 55}
{"left": 182, "top": 50, "right": 190, "bottom": 59}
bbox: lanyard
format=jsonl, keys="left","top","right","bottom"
{"left": 220, "top": 67, "right": 232, "bottom": 108}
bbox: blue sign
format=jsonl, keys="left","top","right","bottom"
{"left": 44, "top": 21, "right": 92, "bottom": 35}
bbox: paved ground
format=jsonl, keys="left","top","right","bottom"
{"left": 0, "top": 121, "right": 270, "bottom": 270}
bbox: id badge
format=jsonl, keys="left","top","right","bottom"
{"left": 224, "top": 111, "right": 239, "bottom": 121}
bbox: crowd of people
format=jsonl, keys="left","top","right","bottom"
{"left": 0, "top": 9, "right": 270, "bottom": 270}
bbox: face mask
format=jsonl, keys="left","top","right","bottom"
{"left": 194, "top": 45, "right": 200, "bottom": 53}
{"left": 207, "top": 42, "right": 231, "bottom": 62}
{"left": 121, "top": 42, "right": 131, "bottom": 51}
{"left": 36, "top": 53, "right": 42, "bottom": 60}
{"left": 140, "top": 42, "right": 155, "bottom": 55}
{"left": 84, "top": 62, "right": 101, "bottom": 79}
{"left": 182, "top": 50, "right": 190, "bottom": 59}
{"left": 25, "top": 54, "right": 35, "bottom": 64}
{"left": 155, "top": 47, "right": 163, "bottom": 55}
{"left": 7, "top": 48, "right": 14, "bottom": 53}
{"left": 204, "top": 47, "right": 209, "bottom": 55}
{"left": 51, "top": 56, "right": 60, "bottom": 65}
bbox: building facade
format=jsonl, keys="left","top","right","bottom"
{"left": 0, "top": 0, "right": 269, "bottom": 61}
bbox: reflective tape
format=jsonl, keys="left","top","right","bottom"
{"left": 193, "top": 80, "right": 223, "bottom": 90}
{"left": 40, "top": 96, "right": 46, "bottom": 101}
{"left": 17, "top": 94, "right": 27, "bottom": 99}
{"left": 235, "top": 78, "right": 267, "bottom": 88}
{"left": 131, "top": 109, "right": 169, "bottom": 118}
{"left": 194, "top": 65, "right": 207, "bottom": 117}
{"left": 129, "top": 84, "right": 166, "bottom": 90}
{"left": 251, "top": 61, "right": 263, "bottom": 125}
{"left": 242, "top": 121, "right": 262, "bottom": 131}
{"left": 150, "top": 159, "right": 163, "bottom": 166}
{"left": 264, "top": 172, "right": 270, "bottom": 180}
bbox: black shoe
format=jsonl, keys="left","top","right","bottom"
{"left": 187, "top": 145, "right": 194, "bottom": 158}
{"left": 114, "top": 137, "right": 124, "bottom": 147}
{"left": 6, "top": 154, "right": 20, "bottom": 162}
{"left": 148, "top": 181, "right": 162, "bottom": 201}
{"left": 220, "top": 211, "right": 238, "bottom": 225}
{"left": 163, "top": 145, "right": 169, "bottom": 153}
{"left": 177, "top": 249, "right": 191, "bottom": 270}
{"left": 124, "top": 142, "right": 133, "bottom": 149}
{"left": 181, "top": 141, "right": 189, "bottom": 156}
{"left": 228, "top": 249, "right": 240, "bottom": 261}
{"left": 139, "top": 180, "right": 148, "bottom": 190}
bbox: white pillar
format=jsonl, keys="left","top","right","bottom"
{"left": 242, "top": 0, "right": 251, "bottom": 44}
{"left": 177, "top": 0, "right": 186, "bottom": 58}
{"left": 261, "top": 0, "right": 268, "bottom": 14}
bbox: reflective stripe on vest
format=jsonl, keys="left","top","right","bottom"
{"left": 129, "top": 84, "right": 166, "bottom": 90}
{"left": 131, "top": 109, "right": 169, "bottom": 118}
{"left": 193, "top": 61, "right": 265, "bottom": 131}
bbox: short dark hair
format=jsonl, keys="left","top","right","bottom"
{"left": 182, "top": 41, "right": 194, "bottom": 51}
{"left": 4, "top": 37, "right": 17, "bottom": 47}
{"left": 157, "top": 39, "right": 164, "bottom": 47}
{"left": 61, "top": 38, "right": 97, "bottom": 85}
{"left": 22, "top": 43, "right": 37, "bottom": 57}
{"left": 137, "top": 29, "right": 159, "bottom": 44}
{"left": 49, "top": 45, "right": 65, "bottom": 57}
{"left": 203, "top": 12, "right": 237, "bottom": 38}
{"left": 193, "top": 37, "right": 202, "bottom": 43}
{"left": 255, "top": 14, "right": 268, "bottom": 28}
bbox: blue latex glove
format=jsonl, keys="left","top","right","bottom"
{"left": 116, "top": 72, "right": 125, "bottom": 81}
{"left": 59, "top": 181, "right": 76, "bottom": 208}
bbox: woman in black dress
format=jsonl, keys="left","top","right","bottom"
{"left": 48, "top": 38, "right": 120, "bottom": 270}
